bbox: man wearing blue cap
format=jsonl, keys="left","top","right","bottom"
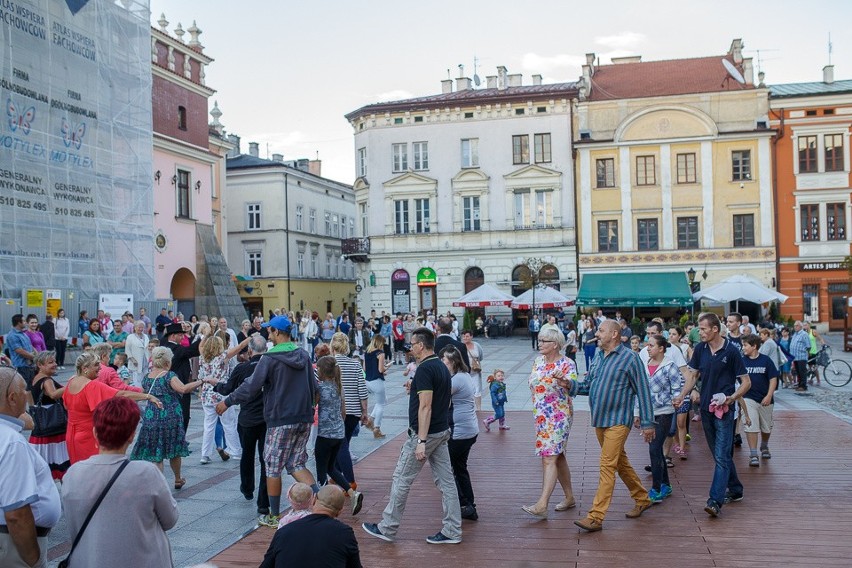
{"left": 217, "top": 315, "right": 318, "bottom": 527}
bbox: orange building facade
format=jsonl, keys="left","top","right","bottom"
{"left": 770, "top": 66, "right": 852, "bottom": 331}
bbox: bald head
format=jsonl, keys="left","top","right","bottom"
{"left": 314, "top": 485, "right": 345, "bottom": 517}
{"left": 599, "top": 319, "right": 620, "bottom": 334}
{"left": 0, "top": 367, "right": 27, "bottom": 417}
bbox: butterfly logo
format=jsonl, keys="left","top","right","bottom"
{"left": 61, "top": 118, "right": 86, "bottom": 150}
{"left": 7, "top": 98, "right": 36, "bottom": 135}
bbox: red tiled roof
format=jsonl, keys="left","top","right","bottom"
{"left": 589, "top": 56, "right": 754, "bottom": 101}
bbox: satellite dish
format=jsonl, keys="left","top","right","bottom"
{"left": 722, "top": 59, "right": 745, "bottom": 84}
{"left": 473, "top": 74, "right": 481, "bottom": 87}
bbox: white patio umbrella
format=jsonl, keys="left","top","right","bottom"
{"left": 511, "top": 284, "right": 574, "bottom": 310}
{"left": 693, "top": 274, "right": 788, "bottom": 308}
{"left": 452, "top": 283, "right": 514, "bottom": 307}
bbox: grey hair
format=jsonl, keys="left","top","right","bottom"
{"left": 34, "top": 350, "right": 57, "bottom": 368}
{"left": 75, "top": 351, "right": 100, "bottom": 374}
{"left": 538, "top": 327, "right": 566, "bottom": 350}
{"left": 151, "top": 346, "right": 174, "bottom": 369}
{"left": 249, "top": 335, "right": 268, "bottom": 353}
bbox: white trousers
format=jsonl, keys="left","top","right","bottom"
{"left": 201, "top": 403, "right": 242, "bottom": 458}
{"left": 366, "top": 379, "right": 387, "bottom": 428}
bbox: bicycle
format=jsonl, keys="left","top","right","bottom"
{"left": 808, "top": 345, "right": 852, "bottom": 387}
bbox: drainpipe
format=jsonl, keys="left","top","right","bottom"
{"left": 769, "top": 107, "right": 784, "bottom": 305}
{"left": 284, "top": 171, "right": 292, "bottom": 311}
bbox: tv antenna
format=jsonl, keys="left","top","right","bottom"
{"left": 828, "top": 32, "right": 833, "bottom": 65}
{"left": 721, "top": 58, "right": 745, "bottom": 86}
{"left": 746, "top": 48, "right": 780, "bottom": 75}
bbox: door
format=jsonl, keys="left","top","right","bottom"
{"left": 828, "top": 282, "right": 851, "bottom": 331}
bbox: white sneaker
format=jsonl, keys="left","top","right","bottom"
{"left": 200, "top": 456, "right": 211, "bottom": 465}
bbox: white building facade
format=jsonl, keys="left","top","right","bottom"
{"left": 345, "top": 70, "right": 579, "bottom": 321}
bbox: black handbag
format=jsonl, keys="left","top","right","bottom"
{"left": 28, "top": 381, "right": 68, "bottom": 437}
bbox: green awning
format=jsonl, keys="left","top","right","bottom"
{"left": 576, "top": 272, "right": 693, "bottom": 307}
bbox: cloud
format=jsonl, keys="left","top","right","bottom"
{"left": 595, "top": 31, "right": 645, "bottom": 50}
{"left": 520, "top": 52, "right": 586, "bottom": 77}
{"left": 374, "top": 89, "right": 414, "bottom": 102}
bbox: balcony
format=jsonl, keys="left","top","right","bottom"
{"left": 342, "top": 237, "right": 370, "bottom": 262}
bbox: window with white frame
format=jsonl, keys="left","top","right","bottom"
{"left": 359, "top": 202, "right": 368, "bottom": 236}
{"left": 297, "top": 252, "right": 304, "bottom": 276}
{"left": 461, "top": 138, "right": 479, "bottom": 168}
{"left": 534, "top": 133, "right": 552, "bottom": 163}
{"left": 349, "top": 217, "right": 355, "bottom": 237}
{"left": 295, "top": 205, "right": 303, "bottom": 230}
{"left": 310, "top": 252, "right": 318, "bottom": 276}
{"left": 340, "top": 215, "right": 346, "bottom": 238}
{"left": 332, "top": 214, "right": 339, "bottom": 237}
{"left": 394, "top": 200, "right": 410, "bottom": 234}
{"left": 325, "top": 254, "right": 332, "bottom": 277}
{"left": 413, "top": 142, "right": 429, "bottom": 170}
{"left": 514, "top": 189, "right": 552, "bottom": 228}
{"left": 246, "top": 203, "right": 261, "bottom": 230}
{"left": 324, "top": 212, "right": 331, "bottom": 236}
{"left": 357, "top": 147, "right": 367, "bottom": 177}
{"left": 533, "top": 190, "right": 552, "bottom": 227}
{"left": 414, "top": 198, "right": 430, "bottom": 233}
{"left": 309, "top": 208, "right": 316, "bottom": 232}
{"left": 246, "top": 250, "right": 262, "bottom": 277}
{"left": 392, "top": 143, "right": 408, "bottom": 172}
{"left": 462, "top": 196, "right": 480, "bottom": 231}
{"left": 827, "top": 203, "right": 847, "bottom": 240}
{"left": 513, "top": 189, "right": 529, "bottom": 228}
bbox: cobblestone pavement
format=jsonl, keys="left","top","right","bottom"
{"left": 41, "top": 331, "right": 851, "bottom": 566}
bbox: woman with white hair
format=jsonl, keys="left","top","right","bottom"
{"left": 125, "top": 320, "right": 150, "bottom": 387}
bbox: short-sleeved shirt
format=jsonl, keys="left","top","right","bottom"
{"left": 5, "top": 328, "right": 33, "bottom": 368}
{"left": 409, "top": 354, "right": 451, "bottom": 434}
{"left": 687, "top": 339, "right": 748, "bottom": 412}
{"left": 0, "top": 414, "right": 62, "bottom": 528}
{"left": 317, "top": 380, "right": 345, "bottom": 439}
{"left": 742, "top": 353, "right": 779, "bottom": 404}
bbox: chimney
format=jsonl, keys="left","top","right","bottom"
{"left": 248, "top": 142, "right": 259, "bottom": 158}
{"left": 441, "top": 79, "right": 453, "bottom": 94}
{"left": 728, "top": 38, "right": 744, "bottom": 64}
{"left": 611, "top": 56, "right": 642, "bottom": 64}
{"left": 823, "top": 64, "right": 835, "bottom": 84}
{"left": 742, "top": 58, "right": 754, "bottom": 85}
{"left": 486, "top": 75, "right": 497, "bottom": 89}
{"left": 227, "top": 133, "right": 241, "bottom": 157}
{"left": 296, "top": 159, "right": 309, "bottom": 172}
{"left": 532, "top": 74, "right": 542, "bottom": 86}
{"left": 271, "top": 153, "right": 283, "bottom": 162}
{"left": 585, "top": 53, "right": 596, "bottom": 66}
{"left": 457, "top": 77, "right": 472, "bottom": 90}
{"left": 308, "top": 159, "right": 322, "bottom": 177}
{"left": 497, "top": 66, "right": 508, "bottom": 90}
{"left": 508, "top": 73, "right": 522, "bottom": 87}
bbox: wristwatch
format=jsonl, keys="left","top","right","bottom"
{"left": 417, "top": 438, "right": 427, "bottom": 444}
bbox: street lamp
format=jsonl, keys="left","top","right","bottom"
{"left": 687, "top": 267, "right": 696, "bottom": 285}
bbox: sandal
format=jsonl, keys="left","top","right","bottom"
{"left": 665, "top": 457, "right": 674, "bottom": 468}
{"left": 749, "top": 456, "right": 759, "bottom": 467}
{"left": 174, "top": 478, "right": 186, "bottom": 490}
{"left": 521, "top": 505, "right": 547, "bottom": 519}
{"left": 555, "top": 499, "right": 576, "bottom": 511}
{"left": 761, "top": 448, "right": 771, "bottom": 459}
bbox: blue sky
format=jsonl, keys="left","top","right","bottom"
{"left": 149, "top": 0, "right": 852, "bottom": 183}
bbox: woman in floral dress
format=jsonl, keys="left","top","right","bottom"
{"left": 130, "top": 346, "right": 203, "bottom": 489}
{"left": 522, "top": 327, "right": 577, "bottom": 518}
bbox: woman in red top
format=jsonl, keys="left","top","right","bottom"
{"left": 63, "top": 351, "right": 161, "bottom": 464}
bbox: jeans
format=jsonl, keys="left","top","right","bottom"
{"left": 589, "top": 425, "right": 650, "bottom": 522}
{"left": 378, "top": 429, "right": 461, "bottom": 540}
{"left": 335, "top": 415, "right": 361, "bottom": 485}
{"left": 448, "top": 435, "right": 477, "bottom": 507}
{"left": 700, "top": 409, "right": 743, "bottom": 507}
{"left": 530, "top": 331, "right": 539, "bottom": 349}
{"left": 55, "top": 339, "right": 67, "bottom": 366}
{"left": 215, "top": 419, "right": 225, "bottom": 449}
{"left": 793, "top": 359, "right": 808, "bottom": 389}
{"left": 238, "top": 422, "right": 269, "bottom": 509}
{"left": 202, "top": 404, "right": 242, "bottom": 458}
{"left": 366, "top": 379, "right": 387, "bottom": 429}
{"left": 649, "top": 414, "right": 673, "bottom": 491}
{"left": 314, "top": 436, "right": 349, "bottom": 488}
{"left": 583, "top": 345, "right": 597, "bottom": 371}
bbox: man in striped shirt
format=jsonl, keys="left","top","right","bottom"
{"left": 563, "top": 319, "right": 655, "bottom": 532}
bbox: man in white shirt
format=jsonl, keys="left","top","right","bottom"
{"left": 639, "top": 321, "right": 688, "bottom": 370}
{"left": 218, "top": 317, "right": 239, "bottom": 349}
{"left": 740, "top": 315, "right": 757, "bottom": 336}
{"left": 0, "top": 368, "right": 61, "bottom": 568}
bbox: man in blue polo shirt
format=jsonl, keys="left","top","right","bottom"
{"left": 6, "top": 315, "right": 35, "bottom": 387}
{"left": 674, "top": 313, "right": 751, "bottom": 518}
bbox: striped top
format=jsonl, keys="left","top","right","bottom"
{"left": 335, "top": 354, "right": 369, "bottom": 416}
{"left": 570, "top": 343, "right": 655, "bottom": 428}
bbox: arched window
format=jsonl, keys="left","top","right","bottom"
{"left": 464, "top": 266, "right": 484, "bottom": 293}
{"left": 511, "top": 265, "right": 531, "bottom": 297}
{"left": 540, "top": 264, "right": 560, "bottom": 291}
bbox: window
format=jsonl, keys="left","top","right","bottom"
{"left": 596, "top": 158, "right": 615, "bottom": 188}
{"left": 533, "top": 190, "right": 552, "bottom": 227}
{"left": 310, "top": 253, "right": 317, "bottom": 276}
{"left": 393, "top": 117, "right": 403, "bottom": 124}
{"left": 349, "top": 217, "right": 354, "bottom": 238}
{"left": 512, "top": 135, "right": 529, "bottom": 165}
{"left": 357, "top": 147, "right": 367, "bottom": 177}
{"left": 309, "top": 208, "right": 316, "bottom": 233}
{"left": 534, "top": 133, "right": 552, "bottom": 163}
{"left": 394, "top": 200, "right": 409, "bottom": 234}
{"left": 247, "top": 251, "right": 262, "bottom": 277}
{"left": 597, "top": 220, "right": 618, "bottom": 252}
{"left": 461, "top": 138, "right": 479, "bottom": 168}
{"left": 635, "top": 156, "right": 656, "bottom": 186}
{"left": 340, "top": 215, "right": 346, "bottom": 238}
{"left": 637, "top": 218, "right": 659, "bottom": 251}
{"left": 676, "top": 153, "right": 696, "bottom": 184}
{"left": 515, "top": 108, "right": 525, "bottom": 115}
{"left": 177, "top": 106, "right": 186, "bottom": 130}
{"left": 246, "top": 203, "right": 261, "bottom": 230}
{"left": 414, "top": 198, "right": 430, "bottom": 233}
{"left": 803, "top": 284, "right": 819, "bottom": 320}
{"left": 297, "top": 252, "right": 304, "bottom": 276}
{"left": 513, "top": 189, "right": 529, "bottom": 228}
{"left": 676, "top": 216, "right": 699, "bottom": 249}
{"left": 798, "top": 135, "right": 818, "bottom": 173}
{"left": 825, "top": 134, "right": 844, "bottom": 172}
{"left": 732, "top": 150, "right": 751, "bottom": 181}
{"left": 733, "top": 214, "right": 755, "bottom": 247}
{"left": 800, "top": 204, "right": 819, "bottom": 241}
{"left": 414, "top": 116, "right": 424, "bottom": 123}
{"left": 462, "top": 196, "right": 480, "bottom": 231}
{"left": 324, "top": 212, "right": 331, "bottom": 236}
{"left": 295, "top": 205, "right": 303, "bottom": 230}
{"left": 176, "top": 169, "right": 190, "bottom": 218}
{"left": 332, "top": 214, "right": 339, "bottom": 238}
{"left": 359, "top": 203, "right": 367, "bottom": 236}
{"left": 827, "top": 203, "right": 847, "bottom": 240}
{"left": 413, "top": 141, "right": 428, "bottom": 170}
{"left": 392, "top": 143, "right": 408, "bottom": 172}
{"left": 325, "top": 254, "right": 332, "bottom": 277}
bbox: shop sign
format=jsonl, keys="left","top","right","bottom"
{"left": 417, "top": 267, "right": 437, "bottom": 287}
{"left": 799, "top": 262, "right": 844, "bottom": 271}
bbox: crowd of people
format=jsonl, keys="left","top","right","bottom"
{"left": 0, "top": 301, "right": 833, "bottom": 566}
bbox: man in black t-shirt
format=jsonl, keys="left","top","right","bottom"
{"left": 362, "top": 327, "right": 461, "bottom": 545}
